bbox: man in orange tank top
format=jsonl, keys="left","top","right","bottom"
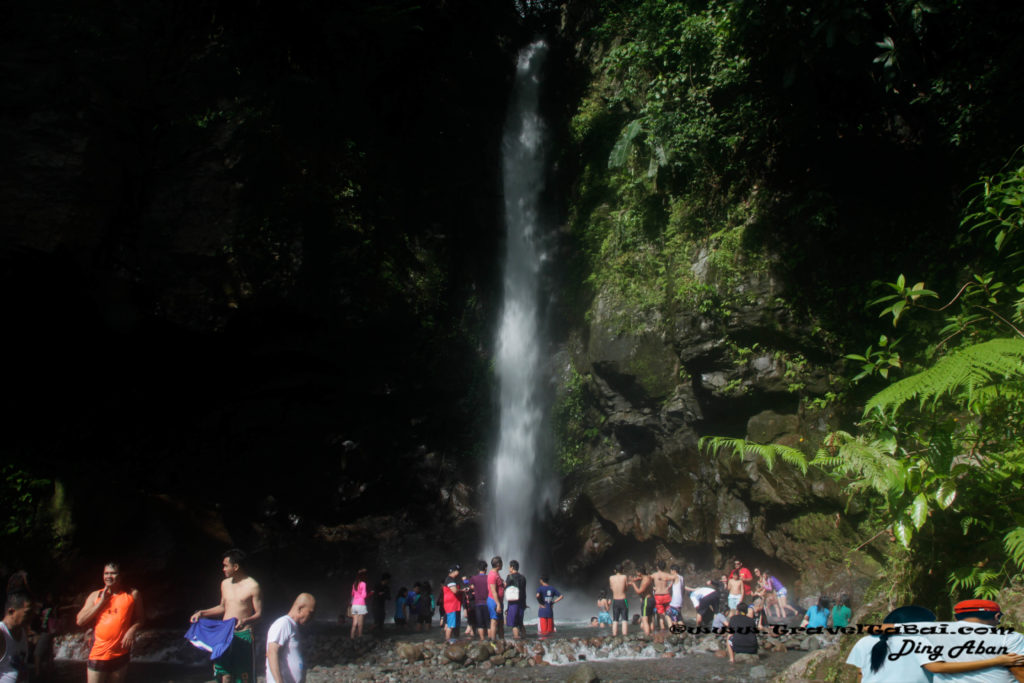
{"left": 76, "top": 563, "right": 143, "bottom": 683}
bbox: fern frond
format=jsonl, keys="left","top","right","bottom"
{"left": 699, "top": 436, "right": 809, "bottom": 474}
{"left": 866, "top": 338, "right": 1024, "bottom": 416}
{"left": 1004, "top": 527, "right": 1024, "bottom": 571}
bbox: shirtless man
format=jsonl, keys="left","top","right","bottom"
{"left": 651, "top": 561, "right": 675, "bottom": 632}
{"left": 630, "top": 565, "right": 654, "bottom": 636}
{"left": 76, "top": 563, "right": 143, "bottom": 683}
{"left": 190, "top": 549, "right": 262, "bottom": 683}
{"left": 727, "top": 572, "right": 745, "bottom": 612}
{"left": 609, "top": 565, "right": 629, "bottom": 636}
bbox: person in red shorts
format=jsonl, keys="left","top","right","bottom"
{"left": 536, "top": 576, "right": 562, "bottom": 637}
{"left": 76, "top": 563, "right": 143, "bottom": 683}
{"left": 651, "top": 560, "right": 674, "bottom": 631}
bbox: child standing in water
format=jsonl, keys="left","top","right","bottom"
{"left": 596, "top": 590, "right": 612, "bottom": 628}
{"left": 536, "top": 576, "right": 563, "bottom": 637}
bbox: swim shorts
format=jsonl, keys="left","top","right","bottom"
{"left": 612, "top": 599, "right": 628, "bottom": 622}
{"left": 212, "top": 628, "right": 253, "bottom": 683}
{"left": 506, "top": 603, "right": 524, "bottom": 629}
{"left": 641, "top": 597, "right": 655, "bottom": 617}
{"left": 655, "top": 594, "right": 671, "bottom": 614}
{"left": 87, "top": 654, "right": 129, "bottom": 672}
{"left": 487, "top": 597, "right": 502, "bottom": 621}
{"left": 598, "top": 611, "right": 612, "bottom": 625}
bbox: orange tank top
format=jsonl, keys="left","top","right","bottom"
{"left": 89, "top": 589, "right": 136, "bottom": 660}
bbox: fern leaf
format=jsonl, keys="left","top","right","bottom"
{"left": 699, "top": 436, "right": 809, "bottom": 474}
{"left": 608, "top": 119, "right": 643, "bottom": 169}
{"left": 1004, "top": 527, "right": 1024, "bottom": 571}
{"left": 866, "top": 338, "right": 1024, "bottom": 416}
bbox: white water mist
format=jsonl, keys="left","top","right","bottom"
{"left": 484, "top": 39, "right": 556, "bottom": 573}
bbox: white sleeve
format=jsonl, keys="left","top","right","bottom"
{"left": 1004, "top": 630, "right": 1024, "bottom": 655}
{"left": 846, "top": 636, "right": 870, "bottom": 669}
{"left": 266, "top": 617, "right": 292, "bottom": 646}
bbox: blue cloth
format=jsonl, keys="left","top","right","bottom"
{"left": 394, "top": 596, "right": 406, "bottom": 620}
{"left": 185, "top": 618, "right": 237, "bottom": 660}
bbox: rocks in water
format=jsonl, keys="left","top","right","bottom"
{"left": 749, "top": 664, "right": 769, "bottom": 679}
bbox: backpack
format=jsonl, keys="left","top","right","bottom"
{"left": 505, "top": 574, "right": 524, "bottom": 602}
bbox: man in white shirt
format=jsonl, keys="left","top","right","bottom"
{"left": 266, "top": 593, "right": 315, "bottom": 683}
{"left": 914, "top": 599, "right": 1024, "bottom": 683}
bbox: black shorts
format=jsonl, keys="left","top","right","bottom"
{"left": 612, "top": 599, "right": 629, "bottom": 622}
{"left": 474, "top": 604, "right": 490, "bottom": 628}
{"left": 641, "top": 596, "right": 655, "bottom": 617}
{"left": 88, "top": 654, "right": 130, "bottom": 672}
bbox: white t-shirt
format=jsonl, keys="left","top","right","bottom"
{"left": 914, "top": 621, "right": 1024, "bottom": 683}
{"left": 0, "top": 622, "right": 28, "bottom": 683}
{"left": 846, "top": 634, "right": 933, "bottom": 683}
{"left": 266, "top": 616, "right": 304, "bottom": 683}
{"left": 690, "top": 587, "right": 715, "bottom": 609}
{"left": 670, "top": 576, "right": 683, "bottom": 608}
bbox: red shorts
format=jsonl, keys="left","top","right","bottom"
{"left": 538, "top": 617, "right": 554, "bottom": 635}
{"left": 655, "top": 593, "right": 671, "bottom": 614}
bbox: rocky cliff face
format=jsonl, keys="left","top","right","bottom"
{"left": 547, "top": 255, "right": 882, "bottom": 598}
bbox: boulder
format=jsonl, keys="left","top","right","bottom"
{"left": 567, "top": 662, "right": 600, "bottom": 683}
{"left": 443, "top": 643, "right": 467, "bottom": 662}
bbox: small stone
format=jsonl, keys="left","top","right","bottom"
{"left": 749, "top": 664, "right": 769, "bottom": 679}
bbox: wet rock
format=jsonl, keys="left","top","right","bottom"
{"left": 734, "top": 652, "right": 758, "bottom": 663}
{"left": 801, "top": 635, "right": 822, "bottom": 651}
{"left": 443, "top": 643, "right": 467, "bottom": 662}
{"left": 467, "top": 642, "right": 493, "bottom": 662}
{"left": 395, "top": 643, "right": 423, "bottom": 663}
{"left": 566, "top": 662, "right": 600, "bottom": 683}
{"left": 749, "top": 664, "right": 769, "bottom": 679}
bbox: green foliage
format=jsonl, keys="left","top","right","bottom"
{"left": 699, "top": 436, "right": 809, "bottom": 474}
{"left": 866, "top": 338, "right": 1024, "bottom": 415}
{"left": 569, "top": 0, "right": 768, "bottom": 330}
{"left": 553, "top": 366, "right": 598, "bottom": 473}
{"left": 703, "top": 158, "right": 1024, "bottom": 606}
{"left": 1, "top": 464, "right": 51, "bottom": 539}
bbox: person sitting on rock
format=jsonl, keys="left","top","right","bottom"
{"left": 726, "top": 602, "right": 759, "bottom": 664}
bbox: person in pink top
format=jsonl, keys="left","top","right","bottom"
{"left": 350, "top": 569, "right": 368, "bottom": 639}
{"left": 486, "top": 556, "right": 505, "bottom": 640}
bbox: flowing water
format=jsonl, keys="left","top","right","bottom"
{"left": 484, "top": 39, "right": 557, "bottom": 575}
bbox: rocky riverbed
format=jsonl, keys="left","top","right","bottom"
{"left": 50, "top": 622, "right": 829, "bottom": 681}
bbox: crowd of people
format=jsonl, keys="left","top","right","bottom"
{"left": 11, "top": 552, "right": 1024, "bottom": 682}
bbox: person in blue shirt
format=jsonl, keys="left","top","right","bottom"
{"left": 536, "top": 576, "right": 562, "bottom": 637}
{"left": 393, "top": 587, "right": 408, "bottom": 629}
{"left": 801, "top": 596, "right": 831, "bottom": 629}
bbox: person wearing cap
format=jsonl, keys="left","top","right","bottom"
{"left": 441, "top": 566, "right": 463, "bottom": 643}
{"left": 910, "top": 599, "right": 1024, "bottom": 682}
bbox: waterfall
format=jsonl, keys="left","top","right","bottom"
{"left": 484, "top": 39, "right": 554, "bottom": 574}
